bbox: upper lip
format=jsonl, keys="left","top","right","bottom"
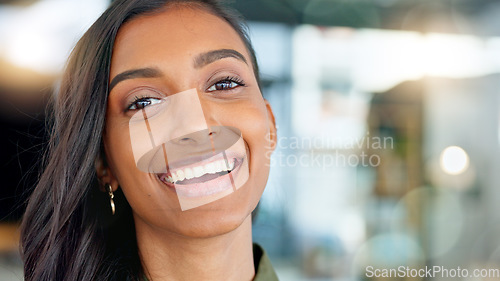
{"left": 136, "top": 126, "right": 243, "bottom": 174}
{"left": 166, "top": 150, "right": 220, "bottom": 170}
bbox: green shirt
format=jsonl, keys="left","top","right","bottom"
{"left": 143, "top": 243, "right": 279, "bottom": 281}
{"left": 253, "top": 243, "right": 279, "bottom": 281}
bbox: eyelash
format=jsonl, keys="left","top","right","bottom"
{"left": 207, "top": 76, "right": 246, "bottom": 92}
{"left": 127, "top": 95, "right": 162, "bottom": 111}
{"left": 126, "top": 76, "right": 246, "bottom": 111}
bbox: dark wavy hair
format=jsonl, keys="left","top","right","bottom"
{"left": 19, "top": 1, "right": 260, "bottom": 280}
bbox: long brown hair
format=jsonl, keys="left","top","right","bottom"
{"left": 20, "top": 1, "right": 260, "bottom": 280}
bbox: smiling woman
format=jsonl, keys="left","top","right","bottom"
{"left": 19, "top": 1, "right": 278, "bottom": 281}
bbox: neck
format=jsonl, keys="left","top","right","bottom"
{"left": 136, "top": 215, "right": 255, "bottom": 281}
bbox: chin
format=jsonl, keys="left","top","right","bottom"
{"left": 168, "top": 179, "right": 263, "bottom": 238}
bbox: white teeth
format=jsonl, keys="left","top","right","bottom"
{"left": 214, "top": 160, "right": 223, "bottom": 172}
{"left": 176, "top": 169, "right": 185, "bottom": 181}
{"left": 205, "top": 162, "right": 215, "bottom": 174}
{"left": 185, "top": 168, "right": 194, "bottom": 179}
{"left": 164, "top": 158, "right": 236, "bottom": 184}
{"left": 193, "top": 166, "right": 204, "bottom": 178}
{"left": 221, "top": 160, "right": 229, "bottom": 170}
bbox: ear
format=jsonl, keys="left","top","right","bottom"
{"left": 264, "top": 99, "right": 277, "bottom": 151}
{"left": 95, "top": 154, "right": 119, "bottom": 192}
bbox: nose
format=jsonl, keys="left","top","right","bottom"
{"left": 146, "top": 88, "right": 208, "bottom": 145}
{"left": 171, "top": 128, "right": 215, "bottom": 146}
{"left": 164, "top": 89, "right": 224, "bottom": 147}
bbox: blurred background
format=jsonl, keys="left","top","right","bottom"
{"left": 1, "top": 0, "right": 500, "bottom": 280}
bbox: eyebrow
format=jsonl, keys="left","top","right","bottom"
{"left": 193, "top": 49, "right": 247, "bottom": 69}
{"left": 109, "top": 49, "right": 247, "bottom": 91}
{"left": 109, "top": 67, "right": 162, "bottom": 91}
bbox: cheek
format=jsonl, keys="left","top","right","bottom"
{"left": 104, "top": 118, "right": 152, "bottom": 202}
{"left": 104, "top": 116, "right": 181, "bottom": 215}
{"left": 229, "top": 101, "right": 272, "bottom": 180}
{"left": 104, "top": 119, "right": 134, "bottom": 176}
{"left": 241, "top": 103, "right": 272, "bottom": 152}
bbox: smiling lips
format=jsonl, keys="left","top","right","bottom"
{"left": 157, "top": 152, "right": 243, "bottom": 197}
{"left": 161, "top": 158, "right": 236, "bottom": 184}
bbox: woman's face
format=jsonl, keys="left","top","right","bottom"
{"left": 103, "top": 5, "right": 276, "bottom": 237}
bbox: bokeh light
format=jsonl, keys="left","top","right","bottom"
{"left": 440, "top": 146, "right": 469, "bottom": 175}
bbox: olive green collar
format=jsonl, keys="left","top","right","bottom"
{"left": 143, "top": 243, "right": 279, "bottom": 280}
{"left": 253, "top": 243, "right": 279, "bottom": 280}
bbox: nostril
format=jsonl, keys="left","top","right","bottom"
{"left": 208, "top": 132, "right": 214, "bottom": 136}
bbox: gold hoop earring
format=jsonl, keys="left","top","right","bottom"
{"left": 105, "top": 183, "right": 116, "bottom": 215}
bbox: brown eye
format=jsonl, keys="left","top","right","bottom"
{"left": 127, "top": 97, "right": 162, "bottom": 110}
{"left": 207, "top": 77, "right": 245, "bottom": 92}
{"left": 210, "top": 81, "right": 238, "bottom": 91}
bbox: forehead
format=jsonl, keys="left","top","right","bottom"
{"left": 110, "top": 5, "right": 249, "bottom": 78}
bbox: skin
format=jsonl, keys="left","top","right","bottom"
{"left": 100, "top": 4, "right": 277, "bottom": 281}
